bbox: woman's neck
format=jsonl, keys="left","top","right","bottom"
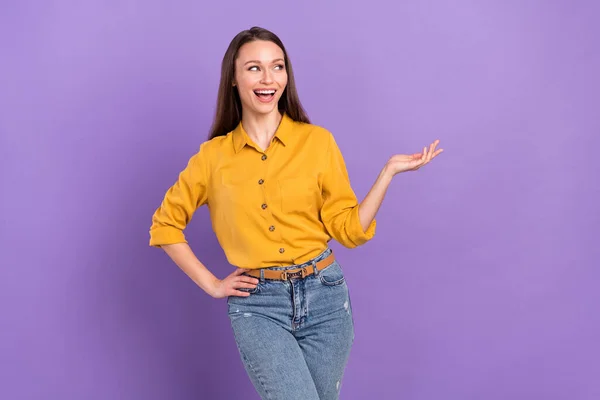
{"left": 241, "top": 110, "right": 283, "bottom": 149}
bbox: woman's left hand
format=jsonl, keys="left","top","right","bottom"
{"left": 384, "top": 139, "right": 443, "bottom": 176}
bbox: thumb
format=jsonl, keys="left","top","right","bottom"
{"left": 232, "top": 267, "right": 249, "bottom": 276}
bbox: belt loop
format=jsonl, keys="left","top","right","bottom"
{"left": 260, "top": 269, "right": 265, "bottom": 283}
{"left": 311, "top": 259, "right": 319, "bottom": 276}
{"left": 313, "top": 248, "right": 328, "bottom": 276}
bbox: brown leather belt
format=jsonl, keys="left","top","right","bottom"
{"left": 245, "top": 251, "right": 335, "bottom": 281}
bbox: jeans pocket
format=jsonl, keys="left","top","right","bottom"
{"left": 237, "top": 283, "right": 260, "bottom": 295}
{"left": 318, "top": 261, "right": 346, "bottom": 286}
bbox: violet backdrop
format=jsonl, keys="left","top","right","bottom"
{"left": 1, "top": 1, "right": 599, "bottom": 399}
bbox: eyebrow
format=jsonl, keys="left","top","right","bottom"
{"left": 244, "top": 58, "right": 285, "bottom": 66}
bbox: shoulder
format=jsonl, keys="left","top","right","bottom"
{"left": 290, "top": 120, "right": 335, "bottom": 145}
{"left": 195, "top": 132, "right": 234, "bottom": 160}
{"left": 185, "top": 133, "right": 233, "bottom": 174}
{"left": 201, "top": 132, "right": 231, "bottom": 152}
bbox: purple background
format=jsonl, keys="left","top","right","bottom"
{"left": 2, "top": 1, "right": 599, "bottom": 399}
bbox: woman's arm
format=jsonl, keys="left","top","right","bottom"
{"left": 149, "top": 144, "right": 258, "bottom": 298}
{"left": 357, "top": 168, "right": 393, "bottom": 232}
{"left": 161, "top": 243, "right": 258, "bottom": 298}
{"left": 358, "top": 140, "right": 443, "bottom": 231}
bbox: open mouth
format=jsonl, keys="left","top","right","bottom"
{"left": 254, "top": 89, "right": 276, "bottom": 103}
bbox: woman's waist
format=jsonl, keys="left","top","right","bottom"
{"left": 242, "top": 247, "right": 334, "bottom": 281}
{"left": 258, "top": 247, "right": 332, "bottom": 271}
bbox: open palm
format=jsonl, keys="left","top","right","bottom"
{"left": 386, "top": 139, "right": 443, "bottom": 175}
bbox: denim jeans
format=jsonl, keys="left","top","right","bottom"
{"left": 227, "top": 248, "right": 355, "bottom": 400}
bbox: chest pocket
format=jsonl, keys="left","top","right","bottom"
{"left": 278, "top": 176, "right": 319, "bottom": 213}
{"left": 216, "top": 172, "right": 261, "bottom": 215}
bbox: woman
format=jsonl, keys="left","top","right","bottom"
{"left": 149, "top": 26, "right": 442, "bottom": 400}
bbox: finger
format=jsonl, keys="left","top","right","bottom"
{"left": 425, "top": 143, "right": 434, "bottom": 162}
{"left": 238, "top": 276, "right": 260, "bottom": 284}
{"left": 237, "top": 282, "right": 258, "bottom": 289}
{"left": 432, "top": 148, "right": 444, "bottom": 158}
{"left": 429, "top": 140, "right": 439, "bottom": 159}
{"left": 429, "top": 149, "right": 443, "bottom": 160}
{"left": 232, "top": 290, "right": 251, "bottom": 297}
{"left": 235, "top": 277, "right": 259, "bottom": 287}
{"left": 231, "top": 268, "right": 250, "bottom": 277}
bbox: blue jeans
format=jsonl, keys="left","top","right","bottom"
{"left": 227, "top": 248, "right": 355, "bottom": 400}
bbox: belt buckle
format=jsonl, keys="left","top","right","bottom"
{"left": 280, "top": 267, "right": 307, "bottom": 280}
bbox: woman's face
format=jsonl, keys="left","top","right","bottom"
{"left": 234, "top": 40, "right": 288, "bottom": 117}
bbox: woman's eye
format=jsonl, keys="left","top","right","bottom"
{"left": 248, "top": 64, "right": 284, "bottom": 71}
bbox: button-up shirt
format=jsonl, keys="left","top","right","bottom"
{"left": 149, "top": 113, "right": 376, "bottom": 268}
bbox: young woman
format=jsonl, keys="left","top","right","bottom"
{"left": 149, "top": 26, "right": 442, "bottom": 400}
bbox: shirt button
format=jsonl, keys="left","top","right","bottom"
{"left": 261, "top": 203, "right": 268, "bottom": 209}
{"left": 279, "top": 248, "right": 285, "bottom": 253}
{"left": 261, "top": 154, "right": 267, "bottom": 161}
{"left": 269, "top": 226, "right": 275, "bottom": 232}
{"left": 258, "top": 179, "right": 264, "bottom": 185}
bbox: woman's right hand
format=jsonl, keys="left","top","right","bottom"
{"left": 209, "top": 268, "right": 259, "bottom": 299}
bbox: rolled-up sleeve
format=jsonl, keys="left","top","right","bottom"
{"left": 149, "top": 143, "right": 209, "bottom": 247}
{"left": 320, "top": 132, "right": 376, "bottom": 248}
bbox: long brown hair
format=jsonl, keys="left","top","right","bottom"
{"left": 208, "top": 27, "right": 310, "bottom": 140}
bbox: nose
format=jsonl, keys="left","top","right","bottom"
{"left": 260, "top": 68, "right": 274, "bottom": 84}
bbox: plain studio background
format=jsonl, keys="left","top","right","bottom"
{"left": 1, "top": 1, "right": 599, "bottom": 399}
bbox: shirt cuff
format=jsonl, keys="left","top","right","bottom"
{"left": 149, "top": 226, "right": 188, "bottom": 247}
{"left": 348, "top": 206, "right": 376, "bottom": 246}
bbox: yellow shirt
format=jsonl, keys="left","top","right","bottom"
{"left": 149, "top": 113, "right": 376, "bottom": 269}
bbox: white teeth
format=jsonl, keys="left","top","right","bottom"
{"left": 255, "top": 90, "right": 275, "bottom": 95}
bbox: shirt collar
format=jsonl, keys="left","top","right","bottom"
{"left": 232, "top": 113, "right": 294, "bottom": 153}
